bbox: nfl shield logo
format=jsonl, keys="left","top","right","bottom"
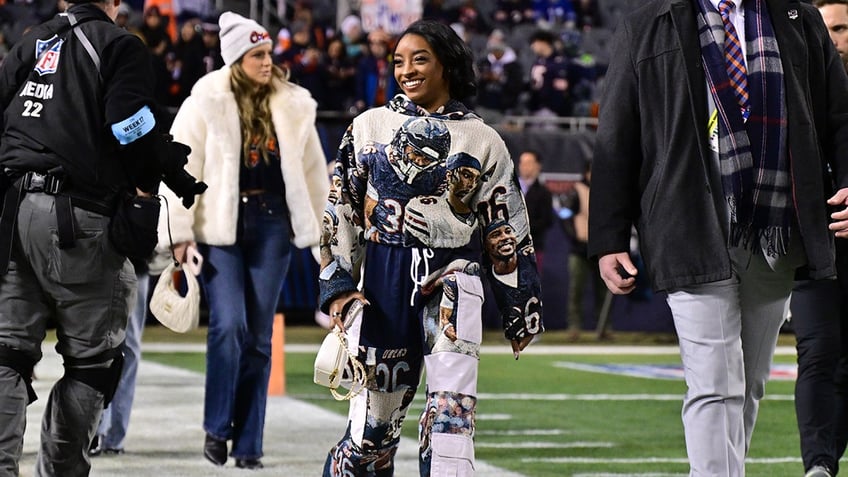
{"left": 34, "top": 36, "right": 63, "bottom": 76}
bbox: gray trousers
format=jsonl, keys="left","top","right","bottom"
{"left": 666, "top": 242, "right": 803, "bottom": 477}
{"left": 0, "top": 193, "right": 134, "bottom": 477}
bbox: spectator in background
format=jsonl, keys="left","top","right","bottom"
{"left": 494, "top": 0, "right": 535, "bottom": 26}
{"left": 199, "top": 21, "right": 224, "bottom": 74}
{"left": 423, "top": 0, "right": 459, "bottom": 25}
{"left": 517, "top": 150, "right": 553, "bottom": 270}
{"left": 321, "top": 36, "right": 357, "bottom": 112}
{"left": 790, "top": 3, "right": 848, "bottom": 477}
{"left": 563, "top": 161, "right": 607, "bottom": 341}
{"left": 89, "top": 260, "right": 150, "bottom": 457}
{"left": 278, "top": 20, "right": 326, "bottom": 104}
{"left": 113, "top": 3, "right": 133, "bottom": 30}
{"left": 354, "top": 28, "right": 396, "bottom": 112}
{"left": 574, "top": 0, "right": 601, "bottom": 29}
{"left": 339, "top": 14, "right": 365, "bottom": 61}
{"left": 157, "top": 12, "right": 328, "bottom": 469}
{"left": 143, "top": 0, "right": 177, "bottom": 43}
{"left": 177, "top": 0, "right": 214, "bottom": 24}
{"left": 476, "top": 29, "right": 524, "bottom": 123}
{"left": 527, "top": 29, "right": 573, "bottom": 127}
{"left": 138, "top": 5, "right": 171, "bottom": 49}
{"left": 457, "top": 3, "right": 489, "bottom": 37}
{"left": 290, "top": 0, "right": 327, "bottom": 51}
{"left": 146, "top": 27, "right": 176, "bottom": 106}
{"left": 532, "top": 0, "right": 577, "bottom": 28}
{"left": 172, "top": 17, "right": 206, "bottom": 105}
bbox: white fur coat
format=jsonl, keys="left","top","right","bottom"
{"left": 157, "top": 66, "right": 329, "bottom": 250}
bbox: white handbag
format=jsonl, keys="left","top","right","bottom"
{"left": 149, "top": 247, "right": 202, "bottom": 333}
{"left": 314, "top": 299, "right": 366, "bottom": 401}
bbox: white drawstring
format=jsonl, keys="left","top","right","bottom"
{"left": 409, "top": 247, "right": 434, "bottom": 305}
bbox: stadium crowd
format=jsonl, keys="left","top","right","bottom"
{"left": 0, "top": 0, "right": 622, "bottom": 122}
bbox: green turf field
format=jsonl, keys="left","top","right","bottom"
{"left": 144, "top": 327, "right": 802, "bottom": 477}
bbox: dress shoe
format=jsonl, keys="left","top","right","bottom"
{"left": 203, "top": 434, "right": 227, "bottom": 466}
{"left": 89, "top": 436, "right": 125, "bottom": 457}
{"left": 805, "top": 465, "right": 833, "bottom": 477}
{"left": 235, "top": 458, "right": 264, "bottom": 470}
{"left": 88, "top": 436, "right": 101, "bottom": 457}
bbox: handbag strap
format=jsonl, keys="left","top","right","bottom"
{"left": 328, "top": 329, "right": 366, "bottom": 401}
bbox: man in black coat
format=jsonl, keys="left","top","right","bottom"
{"left": 588, "top": 0, "right": 848, "bottom": 475}
{"left": 517, "top": 150, "right": 553, "bottom": 270}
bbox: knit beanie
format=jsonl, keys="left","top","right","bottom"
{"left": 219, "top": 12, "right": 272, "bottom": 66}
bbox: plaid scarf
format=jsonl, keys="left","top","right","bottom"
{"left": 696, "top": 0, "right": 792, "bottom": 257}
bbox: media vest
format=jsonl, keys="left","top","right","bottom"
{"left": 0, "top": 4, "right": 153, "bottom": 201}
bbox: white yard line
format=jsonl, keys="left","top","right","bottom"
{"left": 143, "top": 342, "right": 799, "bottom": 356}
{"left": 522, "top": 456, "right": 802, "bottom": 464}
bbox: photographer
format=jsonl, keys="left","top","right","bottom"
{"left": 0, "top": 0, "right": 203, "bottom": 475}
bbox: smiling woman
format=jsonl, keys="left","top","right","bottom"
{"left": 318, "top": 19, "right": 544, "bottom": 477}
{"left": 392, "top": 34, "right": 449, "bottom": 112}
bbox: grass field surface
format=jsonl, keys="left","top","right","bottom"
{"left": 143, "top": 326, "right": 804, "bottom": 477}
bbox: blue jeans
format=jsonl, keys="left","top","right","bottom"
{"left": 198, "top": 194, "right": 292, "bottom": 460}
{"left": 97, "top": 270, "right": 149, "bottom": 450}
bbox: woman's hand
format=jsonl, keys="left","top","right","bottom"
{"left": 172, "top": 241, "right": 195, "bottom": 264}
{"left": 328, "top": 290, "right": 369, "bottom": 331}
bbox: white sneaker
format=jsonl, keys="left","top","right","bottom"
{"left": 805, "top": 465, "right": 833, "bottom": 477}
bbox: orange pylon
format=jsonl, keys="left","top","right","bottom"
{"left": 268, "top": 313, "right": 286, "bottom": 396}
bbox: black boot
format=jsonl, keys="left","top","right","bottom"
{"left": 203, "top": 434, "right": 227, "bottom": 466}
{"left": 235, "top": 458, "right": 264, "bottom": 470}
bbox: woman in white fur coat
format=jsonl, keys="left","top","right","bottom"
{"left": 156, "top": 12, "right": 328, "bottom": 470}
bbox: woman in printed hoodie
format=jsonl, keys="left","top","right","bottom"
{"left": 156, "top": 12, "right": 328, "bottom": 470}
{"left": 319, "top": 19, "right": 543, "bottom": 477}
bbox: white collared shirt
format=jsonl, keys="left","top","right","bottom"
{"left": 709, "top": 0, "right": 747, "bottom": 67}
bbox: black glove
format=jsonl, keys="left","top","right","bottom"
{"left": 502, "top": 306, "right": 528, "bottom": 342}
{"left": 123, "top": 132, "right": 207, "bottom": 208}
{"left": 157, "top": 136, "right": 207, "bottom": 208}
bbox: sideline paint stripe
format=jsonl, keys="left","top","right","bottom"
{"left": 478, "top": 441, "right": 614, "bottom": 449}
{"left": 142, "top": 343, "right": 799, "bottom": 356}
{"left": 521, "top": 457, "right": 802, "bottom": 464}
{"left": 573, "top": 474, "right": 686, "bottom": 477}
{"left": 299, "top": 392, "right": 795, "bottom": 401}
{"left": 474, "top": 393, "right": 794, "bottom": 401}
{"left": 554, "top": 361, "right": 797, "bottom": 381}
{"left": 476, "top": 429, "right": 569, "bottom": 436}
{"left": 476, "top": 413, "right": 512, "bottom": 420}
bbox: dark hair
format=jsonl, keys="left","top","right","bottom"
{"left": 521, "top": 149, "right": 542, "bottom": 164}
{"left": 529, "top": 30, "right": 556, "bottom": 46}
{"left": 395, "top": 20, "right": 477, "bottom": 101}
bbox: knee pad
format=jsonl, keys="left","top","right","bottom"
{"left": 424, "top": 352, "right": 479, "bottom": 397}
{"left": 0, "top": 344, "right": 38, "bottom": 403}
{"left": 63, "top": 348, "right": 124, "bottom": 406}
{"left": 428, "top": 433, "right": 475, "bottom": 477}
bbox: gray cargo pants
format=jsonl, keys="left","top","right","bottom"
{"left": 0, "top": 193, "right": 134, "bottom": 477}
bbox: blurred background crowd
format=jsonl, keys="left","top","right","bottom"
{"left": 0, "top": 0, "right": 631, "bottom": 124}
